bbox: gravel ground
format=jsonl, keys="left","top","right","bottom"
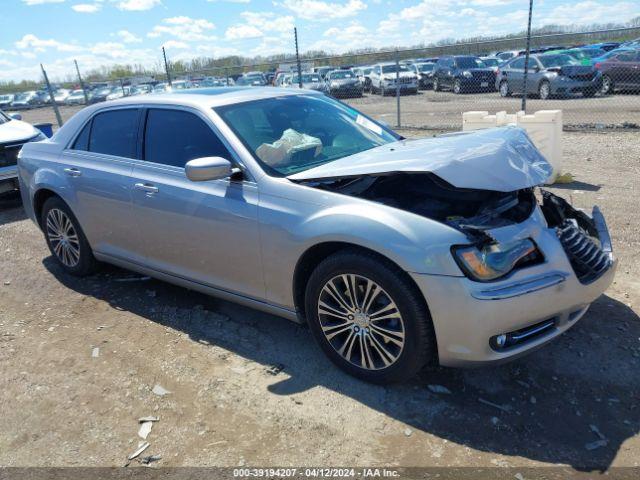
{"left": 0, "top": 126, "right": 638, "bottom": 472}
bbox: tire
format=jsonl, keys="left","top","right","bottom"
{"left": 304, "top": 250, "right": 435, "bottom": 384}
{"left": 538, "top": 80, "right": 551, "bottom": 100}
{"left": 499, "top": 80, "right": 511, "bottom": 97}
{"left": 433, "top": 77, "right": 440, "bottom": 92}
{"left": 601, "top": 75, "right": 613, "bottom": 95}
{"left": 453, "top": 79, "right": 462, "bottom": 94}
{"left": 41, "top": 196, "right": 98, "bottom": 276}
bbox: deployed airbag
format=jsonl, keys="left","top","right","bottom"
{"left": 256, "top": 128, "right": 322, "bottom": 167}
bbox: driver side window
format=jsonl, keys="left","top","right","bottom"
{"left": 143, "top": 108, "right": 233, "bottom": 168}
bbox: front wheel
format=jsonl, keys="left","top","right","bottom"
{"left": 539, "top": 80, "right": 551, "bottom": 100}
{"left": 305, "top": 250, "right": 435, "bottom": 384}
{"left": 41, "top": 196, "right": 98, "bottom": 276}
{"left": 499, "top": 80, "right": 511, "bottom": 97}
{"left": 433, "top": 77, "right": 440, "bottom": 91}
{"left": 453, "top": 79, "right": 462, "bottom": 94}
{"left": 601, "top": 75, "right": 613, "bottom": 95}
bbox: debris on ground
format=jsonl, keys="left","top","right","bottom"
{"left": 138, "top": 416, "right": 159, "bottom": 423}
{"left": 138, "top": 421, "right": 153, "bottom": 440}
{"left": 91, "top": 347, "right": 99, "bottom": 358}
{"left": 427, "top": 384, "right": 451, "bottom": 395}
{"left": 113, "top": 276, "right": 151, "bottom": 282}
{"left": 152, "top": 384, "right": 171, "bottom": 396}
{"left": 140, "top": 455, "right": 162, "bottom": 465}
{"left": 554, "top": 172, "right": 574, "bottom": 184}
{"left": 478, "top": 398, "right": 512, "bottom": 413}
{"left": 404, "top": 428, "right": 412, "bottom": 437}
{"left": 265, "top": 363, "right": 285, "bottom": 376}
{"left": 3, "top": 280, "right": 11, "bottom": 286}
{"left": 127, "top": 441, "right": 150, "bottom": 460}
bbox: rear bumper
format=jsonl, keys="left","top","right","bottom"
{"left": 411, "top": 207, "right": 616, "bottom": 367}
{"left": 551, "top": 76, "right": 602, "bottom": 94}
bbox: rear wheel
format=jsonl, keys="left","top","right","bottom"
{"left": 41, "top": 196, "right": 98, "bottom": 276}
{"left": 538, "top": 80, "right": 551, "bottom": 100}
{"left": 601, "top": 75, "right": 613, "bottom": 95}
{"left": 305, "top": 250, "right": 435, "bottom": 384}
{"left": 499, "top": 80, "right": 511, "bottom": 97}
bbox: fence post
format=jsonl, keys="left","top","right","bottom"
{"left": 74, "top": 59, "right": 89, "bottom": 105}
{"left": 294, "top": 27, "right": 303, "bottom": 88}
{"left": 521, "top": 0, "right": 534, "bottom": 112}
{"left": 162, "top": 46, "right": 172, "bottom": 87}
{"left": 395, "top": 49, "right": 401, "bottom": 128}
{"left": 40, "top": 64, "right": 63, "bottom": 127}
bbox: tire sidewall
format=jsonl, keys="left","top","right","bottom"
{"left": 41, "top": 196, "right": 96, "bottom": 276}
{"left": 539, "top": 80, "right": 550, "bottom": 99}
{"left": 304, "top": 252, "right": 432, "bottom": 383}
{"left": 500, "top": 80, "right": 509, "bottom": 97}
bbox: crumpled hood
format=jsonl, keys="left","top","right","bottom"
{"left": 0, "top": 119, "right": 39, "bottom": 144}
{"left": 288, "top": 126, "right": 553, "bottom": 192}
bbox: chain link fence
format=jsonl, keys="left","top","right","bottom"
{"left": 2, "top": 26, "right": 639, "bottom": 134}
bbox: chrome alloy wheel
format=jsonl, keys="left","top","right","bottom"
{"left": 46, "top": 208, "right": 81, "bottom": 267}
{"left": 317, "top": 274, "right": 405, "bottom": 370}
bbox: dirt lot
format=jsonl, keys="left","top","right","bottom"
{"left": 13, "top": 89, "right": 640, "bottom": 132}
{"left": 0, "top": 123, "right": 639, "bottom": 471}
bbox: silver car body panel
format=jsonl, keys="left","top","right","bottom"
{"left": 1, "top": 117, "right": 40, "bottom": 182}
{"left": 18, "top": 88, "right": 615, "bottom": 365}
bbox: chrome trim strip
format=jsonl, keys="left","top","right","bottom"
{"left": 591, "top": 205, "right": 613, "bottom": 254}
{"left": 471, "top": 273, "right": 568, "bottom": 300}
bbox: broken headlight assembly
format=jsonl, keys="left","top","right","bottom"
{"left": 452, "top": 238, "right": 542, "bottom": 282}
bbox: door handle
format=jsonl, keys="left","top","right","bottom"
{"left": 63, "top": 168, "right": 82, "bottom": 177}
{"left": 134, "top": 183, "right": 159, "bottom": 194}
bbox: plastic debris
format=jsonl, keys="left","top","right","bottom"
{"left": 138, "top": 421, "right": 153, "bottom": 440}
{"left": 266, "top": 363, "right": 285, "bottom": 376}
{"left": 138, "top": 416, "right": 159, "bottom": 423}
{"left": 91, "top": 347, "right": 100, "bottom": 358}
{"left": 152, "top": 384, "right": 171, "bottom": 396}
{"left": 140, "top": 455, "right": 162, "bottom": 465}
{"left": 404, "top": 428, "right": 412, "bottom": 437}
{"left": 553, "top": 172, "right": 574, "bottom": 184}
{"left": 128, "top": 442, "right": 150, "bottom": 460}
{"left": 427, "top": 384, "right": 452, "bottom": 395}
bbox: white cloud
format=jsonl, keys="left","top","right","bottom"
{"left": 241, "top": 11, "right": 294, "bottom": 34}
{"left": 72, "top": 3, "right": 101, "bottom": 12}
{"left": 279, "top": 0, "right": 367, "bottom": 20}
{"left": 207, "top": 0, "right": 250, "bottom": 3}
{"left": 225, "top": 24, "right": 263, "bottom": 40}
{"left": 15, "top": 34, "right": 83, "bottom": 53}
{"left": 148, "top": 16, "right": 216, "bottom": 42}
{"left": 162, "top": 40, "right": 189, "bottom": 49}
{"left": 115, "top": 30, "right": 143, "bottom": 43}
{"left": 22, "top": 0, "right": 65, "bottom": 5}
{"left": 116, "top": 0, "right": 161, "bottom": 11}
{"left": 540, "top": 1, "right": 640, "bottom": 27}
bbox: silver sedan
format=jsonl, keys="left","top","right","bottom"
{"left": 18, "top": 87, "right": 616, "bottom": 383}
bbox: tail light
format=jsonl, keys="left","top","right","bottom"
{"left": 594, "top": 62, "right": 602, "bottom": 70}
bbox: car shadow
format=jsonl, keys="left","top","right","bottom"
{"left": 0, "top": 191, "right": 27, "bottom": 225}
{"left": 44, "top": 258, "right": 639, "bottom": 471}
{"left": 549, "top": 180, "right": 602, "bottom": 192}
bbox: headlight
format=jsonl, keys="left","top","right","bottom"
{"left": 331, "top": 81, "right": 339, "bottom": 88}
{"left": 462, "top": 70, "right": 473, "bottom": 78}
{"left": 452, "top": 238, "right": 539, "bottom": 282}
{"left": 31, "top": 131, "right": 47, "bottom": 142}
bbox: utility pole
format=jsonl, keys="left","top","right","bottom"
{"left": 41, "top": 64, "right": 63, "bottom": 127}
{"left": 294, "top": 27, "right": 303, "bottom": 89}
{"left": 162, "top": 46, "right": 172, "bottom": 87}
{"left": 74, "top": 59, "right": 89, "bottom": 105}
{"left": 395, "top": 49, "right": 401, "bottom": 128}
{"left": 521, "top": 0, "right": 534, "bottom": 112}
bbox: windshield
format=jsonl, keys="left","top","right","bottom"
{"left": 292, "top": 74, "right": 321, "bottom": 83}
{"left": 481, "top": 58, "right": 500, "bottom": 67}
{"left": 456, "top": 57, "right": 486, "bottom": 68}
{"left": 329, "top": 71, "right": 355, "bottom": 79}
{"left": 15, "top": 93, "right": 30, "bottom": 101}
{"left": 417, "top": 63, "right": 435, "bottom": 72}
{"left": 539, "top": 54, "right": 580, "bottom": 68}
{"left": 381, "top": 64, "right": 411, "bottom": 74}
{"left": 579, "top": 48, "right": 606, "bottom": 58}
{"left": 215, "top": 94, "right": 399, "bottom": 176}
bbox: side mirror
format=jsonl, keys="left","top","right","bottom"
{"left": 10, "top": 113, "right": 22, "bottom": 121}
{"left": 185, "top": 157, "right": 234, "bottom": 182}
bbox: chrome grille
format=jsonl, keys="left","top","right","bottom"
{"left": 0, "top": 142, "right": 24, "bottom": 168}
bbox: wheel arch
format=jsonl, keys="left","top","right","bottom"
{"left": 32, "top": 188, "right": 61, "bottom": 230}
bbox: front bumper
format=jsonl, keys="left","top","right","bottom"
{"left": 411, "top": 206, "right": 616, "bottom": 367}
{"left": 551, "top": 76, "right": 602, "bottom": 95}
{"left": 0, "top": 165, "right": 18, "bottom": 182}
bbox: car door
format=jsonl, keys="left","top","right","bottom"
{"left": 615, "top": 51, "right": 640, "bottom": 87}
{"left": 129, "top": 106, "right": 264, "bottom": 300}
{"left": 372, "top": 66, "right": 382, "bottom": 89}
{"left": 61, "top": 107, "right": 144, "bottom": 263}
{"left": 524, "top": 57, "right": 542, "bottom": 95}
{"left": 507, "top": 57, "right": 525, "bottom": 93}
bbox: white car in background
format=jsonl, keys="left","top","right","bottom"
{"left": 369, "top": 62, "right": 418, "bottom": 95}
{"left": 0, "top": 110, "right": 45, "bottom": 194}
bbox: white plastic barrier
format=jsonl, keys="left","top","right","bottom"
{"left": 462, "top": 110, "right": 563, "bottom": 183}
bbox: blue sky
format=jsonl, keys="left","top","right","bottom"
{"left": 1, "top": 0, "right": 639, "bottom": 82}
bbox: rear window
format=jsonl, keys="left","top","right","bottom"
{"left": 89, "top": 109, "right": 139, "bottom": 158}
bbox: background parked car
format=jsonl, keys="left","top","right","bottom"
{"left": 545, "top": 47, "right": 606, "bottom": 66}
{"left": 594, "top": 48, "right": 640, "bottom": 94}
{"left": 10, "top": 91, "right": 46, "bottom": 109}
{"left": 480, "top": 56, "right": 502, "bottom": 72}
{"left": 588, "top": 42, "right": 621, "bottom": 52}
{"left": 411, "top": 62, "right": 436, "bottom": 89}
{"left": 369, "top": 62, "right": 418, "bottom": 95}
{"left": 313, "top": 66, "right": 335, "bottom": 80}
{"left": 496, "top": 53, "right": 602, "bottom": 99}
{"left": 287, "top": 73, "right": 326, "bottom": 92}
{"left": 53, "top": 89, "right": 70, "bottom": 104}
{"left": 131, "top": 84, "right": 153, "bottom": 96}
{"left": 432, "top": 56, "right": 496, "bottom": 93}
{"left": 0, "top": 94, "right": 14, "bottom": 109}
{"left": 325, "top": 69, "right": 363, "bottom": 98}
{"left": 352, "top": 66, "right": 373, "bottom": 92}
{"left": 65, "top": 89, "right": 87, "bottom": 105}
{"left": 89, "top": 86, "right": 114, "bottom": 104}
{"left": 107, "top": 86, "right": 132, "bottom": 100}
